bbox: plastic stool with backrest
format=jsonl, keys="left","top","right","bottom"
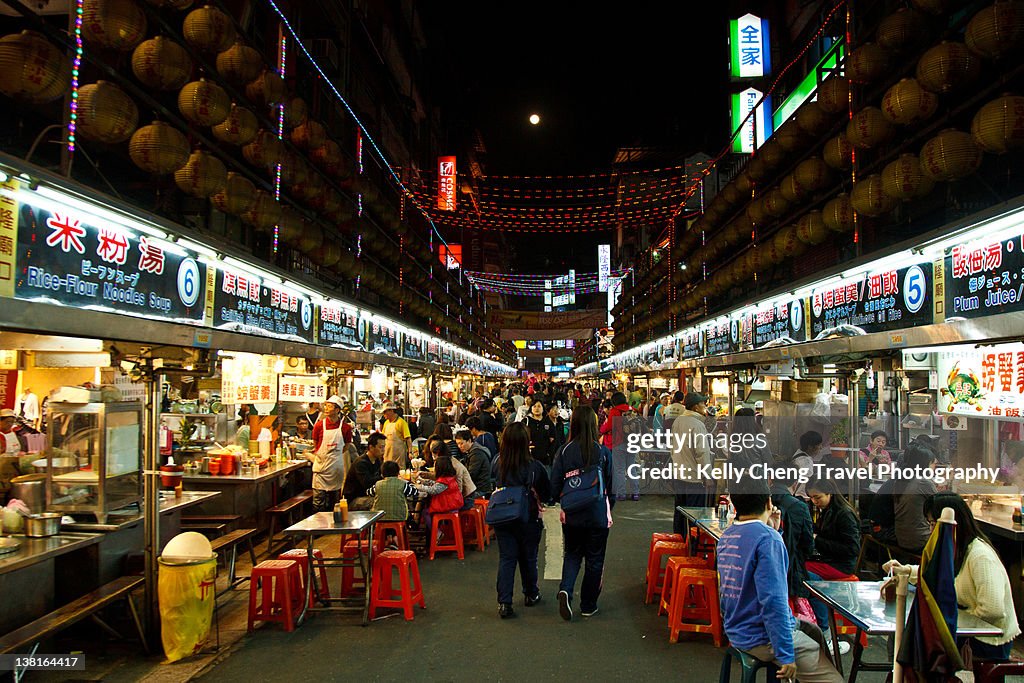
{"left": 718, "top": 646, "right": 780, "bottom": 683}
{"left": 645, "top": 540, "right": 689, "bottom": 604}
{"left": 667, "top": 567, "right": 723, "bottom": 646}
{"left": 278, "top": 548, "right": 329, "bottom": 608}
{"left": 369, "top": 550, "right": 426, "bottom": 621}
{"left": 247, "top": 559, "right": 303, "bottom": 632}
{"left": 460, "top": 506, "right": 487, "bottom": 552}
{"left": 659, "top": 554, "right": 714, "bottom": 617}
{"left": 428, "top": 512, "right": 464, "bottom": 560}
{"left": 374, "top": 521, "right": 409, "bottom": 553}
{"left": 473, "top": 498, "right": 492, "bottom": 544}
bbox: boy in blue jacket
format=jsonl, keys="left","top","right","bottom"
{"left": 718, "top": 478, "right": 842, "bottom": 682}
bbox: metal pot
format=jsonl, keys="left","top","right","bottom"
{"left": 31, "top": 457, "right": 78, "bottom": 475}
{"left": 25, "top": 512, "right": 61, "bottom": 537}
{"left": 9, "top": 473, "right": 46, "bottom": 513}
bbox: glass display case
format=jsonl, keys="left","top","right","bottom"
{"left": 46, "top": 401, "right": 143, "bottom": 523}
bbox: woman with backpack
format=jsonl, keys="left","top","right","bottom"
{"left": 491, "top": 421, "right": 551, "bottom": 619}
{"left": 550, "top": 405, "right": 614, "bottom": 621}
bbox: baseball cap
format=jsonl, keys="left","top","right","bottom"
{"left": 683, "top": 393, "right": 708, "bottom": 409}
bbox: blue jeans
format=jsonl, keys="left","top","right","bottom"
{"left": 495, "top": 519, "right": 543, "bottom": 605}
{"left": 560, "top": 525, "right": 609, "bottom": 612}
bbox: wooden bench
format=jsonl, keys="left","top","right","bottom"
{"left": 0, "top": 576, "right": 147, "bottom": 680}
{"left": 265, "top": 490, "right": 314, "bottom": 556}
{"left": 182, "top": 523, "right": 227, "bottom": 537}
{"left": 183, "top": 514, "right": 241, "bottom": 528}
{"left": 210, "top": 528, "right": 258, "bottom": 597}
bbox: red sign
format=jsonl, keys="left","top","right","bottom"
{"left": 439, "top": 244, "right": 462, "bottom": 270}
{"left": 0, "top": 371, "right": 18, "bottom": 410}
{"left": 437, "top": 155, "right": 456, "bottom": 211}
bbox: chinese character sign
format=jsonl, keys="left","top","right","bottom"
{"left": 0, "top": 180, "right": 19, "bottom": 298}
{"left": 809, "top": 264, "right": 932, "bottom": 338}
{"left": 317, "top": 303, "right": 363, "bottom": 350}
{"left": 598, "top": 244, "right": 611, "bottom": 292}
{"left": 730, "top": 14, "right": 771, "bottom": 79}
{"left": 438, "top": 156, "right": 456, "bottom": 211}
{"left": 278, "top": 375, "right": 327, "bottom": 403}
{"left": 945, "top": 234, "right": 1024, "bottom": 320}
{"left": 221, "top": 353, "right": 279, "bottom": 405}
{"left": 937, "top": 343, "right": 1024, "bottom": 418}
{"left": 213, "top": 270, "right": 314, "bottom": 343}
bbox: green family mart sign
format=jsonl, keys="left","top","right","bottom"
{"left": 773, "top": 40, "right": 846, "bottom": 130}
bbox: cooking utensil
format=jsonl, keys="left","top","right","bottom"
{"left": 0, "top": 536, "right": 22, "bottom": 555}
{"left": 10, "top": 473, "right": 46, "bottom": 513}
{"left": 25, "top": 512, "right": 62, "bottom": 537}
{"left": 32, "top": 457, "right": 78, "bottom": 475}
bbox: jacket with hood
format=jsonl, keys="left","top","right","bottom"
{"left": 669, "top": 409, "right": 713, "bottom": 483}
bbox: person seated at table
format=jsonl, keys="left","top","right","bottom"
{"left": 859, "top": 430, "right": 892, "bottom": 466}
{"left": 780, "top": 431, "right": 821, "bottom": 499}
{"left": 455, "top": 429, "right": 493, "bottom": 498}
{"left": 718, "top": 477, "right": 843, "bottom": 683}
{"left": 465, "top": 415, "right": 498, "bottom": 459}
{"left": 342, "top": 432, "right": 385, "bottom": 510}
{"left": 418, "top": 455, "right": 464, "bottom": 538}
{"left": 893, "top": 442, "right": 939, "bottom": 554}
{"left": 430, "top": 423, "right": 461, "bottom": 460}
{"left": 368, "top": 461, "right": 436, "bottom": 548}
{"left": 421, "top": 439, "right": 478, "bottom": 507}
{"left": 805, "top": 477, "right": 861, "bottom": 653}
{"left": 884, "top": 493, "right": 1021, "bottom": 662}
{"left": 770, "top": 471, "right": 815, "bottom": 609}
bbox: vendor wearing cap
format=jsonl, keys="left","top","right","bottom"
{"left": 381, "top": 403, "right": 412, "bottom": 467}
{"left": 309, "top": 395, "right": 348, "bottom": 512}
{"left": 0, "top": 409, "right": 22, "bottom": 455}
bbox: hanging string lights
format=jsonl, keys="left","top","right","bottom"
{"left": 66, "top": 0, "right": 84, "bottom": 155}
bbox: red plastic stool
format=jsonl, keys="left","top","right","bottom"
{"left": 658, "top": 555, "right": 713, "bottom": 617}
{"left": 460, "top": 507, "right": 487, "bottom": 552}
{"left": 341, "top": 540, "right": 373, "bottom": 596}
{"left": 278, "top": 548, "right": 329, "bottom": 608}
{"left": 690, "top": 526, "right": 717, "bottom": 555}
{"left": 667, "top": 568, "right": 722, "bottom": 646}
{"left": 646, "top": 533, "right": 684, "bottom": 583}
{"left": 368, "top": 550, "right": 426, "bottom": 621}
{"left": 374, "top": 521, "right": 409, "bottom": 553}
{"left": 429, "top": 512, "right": 464, "bottom": 560}
{"left": 247, "top": 559, "right": 303, "bottom": 632}
{"left": 473, "top": 498, "right": 492, "bottom": 544}
{"left": 645, "top": 540, "right": 689, "bottom": 604}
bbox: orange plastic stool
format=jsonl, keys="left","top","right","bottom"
{"left": 646, "top": 532, "right": 684, "bottom": 584}
{"left": 473, "top": 498, "right": 492, "bottom": 544}
{"left": 278, "top": 548, "right": 329, "bottom": 608}
{"left": 667, "top": 568, "right": 722, "bottom": 646}
{"left": 369, "top": 550, "right": 426, "bottom": 621}
{"left": 460, "top": 506, "right": 487, "bottom": 552}
{"left": 645, "top": 540, "right": 689, "bottom": 604}
{"left": 341, "top": 540, "right": 373, "bottom": 597}
{"left": 247, "top": 559, "right": 303, "bottom": 632}
{"left": 374, "top": 521, "right": 409, "bottom": 553}
{"left": 429, "top": 512, "right": 465, "bottom": 560}
{"left": 658, "top": 555, "right": 713, "bottom": 617}
{"left": 690, "top": 526, "right": 716, "bottom": 556}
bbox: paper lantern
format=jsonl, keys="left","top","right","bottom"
{"left": 291, "top": 119, "right": 326, "bottom": 150}
{"left": 279, "top": 152, "right": 310, "bottom": 187}
{"left": 82, "top": 0, "right": 147, "bottom": 51}
{"left": 724, "top": 216, "right": 753, "bottom": 246}
{"left": 242, "top": 129, "right": 283, "bottom": 169}
{"left": 734, "top": 172, "right": 753, "bottom": 196}
{"left": 920, "top": 129, "right": 983, "bottom": 180}
{"left": 211, "top": 104, "right": 257, "bottom": 146}
{"left": 721, "top": 181, "right": 742, "bottom": 206}
{"left": 881, "top": 154, "right": 936, "bottom": 200}
{"left": 129, "top": 121, "right": 189, "bottom": 174}
{"left": 77, "top": 81, "right": 138, "bottom": 143}
{"left": 178, "top": 79, "right": 230, "bottom": 126}
{"left": 759, "top": 140, "right": 786, "bottom": 169}
{"left": 746, "top": 197, "right": 770, "bottom": 225}
{"left": 240, "top": 190, "right": 281, "bottom": 232}
{"left": 823, "top": 133, "right": 853, "bottom": 170}
{"left": 245, "top": 69, "right": 285, "bottom": 106}
{"left": 764, "top": 188, "right": 792, "bottom": 218}
{"left": 794, "top": 157, "right": 831, "bottom": 194}
{"left": 780, "top": 174, "right": 804, "bottom": 203}
{"left": 796, "top": 212, "right": 829, "bottom": 244}
{"left": 765, "top": 241, "right": 787, "bottom": 266}
{"left": 743, "top": 245, "right": 767, "bottom": 274}
{"left": 846, "top": 43, "right": 890, "bottom": 84}
{"left": 912, "top": 0, "right": 968, "bottom": 14}
{"left": 276, "top": 207, "right": 303, "bottom": 243}
{"left": 283, "top": 97, "right": 308, "bottom": 129}
{"left": 174, "top": 149, "right": 227, "bottom": 198}
{"left": 215, "top": 42, "right": 262, "bottom": 84}
{"left": 0, "top": 31, "right": 70, "bottom": 103}
{"left": 774, "top": 225, "right": 807, "bottom": 257}
{"left": 183, "top": 5, "right": 235, "bottom": 53}
{"left": 795, "top": 101, "right": 834, "bottom": 136}
{"left": 297, "top": 225, "right": 324, "bottom": 253}
{"left": 846, "top": 107, "right": 894, "bottom": 149}
{"left": 877, "top": 8, "right": 928, "bottom": 52}
{"left": 916, "top": 42, "right": 981, "bottom": 93}
{"left": 210, "top": 172, "right": 256, "bottom": 215}
{"left": 293, "top": 172, "right": 324, "bottom": 203}
{"left": 746, "top": 155, "right": 769, "bottom": 181}
{"left": 314, "top": 242, "right": 343, "bottom": 268}
{"left": 132, "top": 36, "right": 192, "bottom": 91}
{"left": 881, "top": 78, "right": 938, "bottom": 125}
{"left": 972, "top": 94, "right": 1024, "bottom": 153}
{"left": 851, "top": 175, "right": 897, "bottom": 216}
{"left": 823, "top": 194, "right": 856, "bottom": 233}
{"left": 966, "top": 1, "right": 1024, "bottom": 59}
{"left": 146, "top": 0, "right": 193, "bottom": 8}
{"left": 774, "top": 120, "right": 810, "bottom": 152}
{"left": 817, "top": 76, "right": 849, "bottom": 113}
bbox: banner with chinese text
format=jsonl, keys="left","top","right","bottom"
{"left": 402, "top": 332, "right": 425, "bottom": 361}
{"left": 213, "top": 269, "right": 314, "bottom": 343}
{"left": 936, "top": 343, "right": 1024, "bottom": 418}
{"left": 809, "top": 264, "right": 933, "bottom": 338}
{"left": 316, "top": 302, "right": 363, "bottom": 350}
{"left": 363, "top": 319, "right": 401, "bottom": 356}
{"left": 746, "top": 299, "right": 807, "bottom": 349}
{"left": 220, "top": 353, "right": 278, "bottom": 405}
{"left": 944, "top": 234, "right": 1024, "bottom": 320}
{"left": 278, "top": 375, "right": 327, "bottom": 403}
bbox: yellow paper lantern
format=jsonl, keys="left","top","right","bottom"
{"left": 881, "top": 154, "right": 935, "bottom": 200}
{"left": 746, "top": 156, "right": 769, "bottom": 181}
{"left": 721, "top": 181, "right": 742, "bottom": 206}
{"left": 82, "top": 0, "right": 147, "bottom": 51}
{"left": 277, "top": 207, "right": 303, "bottom": 244}
{"left": 77, "top": 80, "right": 138, "bottom": 143}
{"left": 293, "top": 172, "right": 324, "bottom": 204}
{"left": 242, "top": 129, "right": 283, "bottom": 169}
{"left": 283, "top": 97, "right": 308, "bottom": 129}
{"left": 129, "top": 121, "right": 189, "bottom": 174}
{"left": 794, "top": 157, "right": 831, "bottom": 194}
{"left": 817, "top": 76, "right": 850, "bottom": 114}
{"left": 210, "top": 171, "right": 256, "bottom": 215}
{"left": 881, "top": 78, "right": 938, "bottom": 125}
{"left": 774, "top": 224, "right": 808, "bottom": 257}
{"left": 912, "top": 0, "right": 968, "bottom": 14}
{"left": 178, "top": 79, "right": 230, "bottom": 126}
{"left": 0, "top": 31, "right": 70, "bottom": 104}
{"left": 846, "top": 43, "right": 890, "bottom": 84}
{"left": 822, "top": 194, "right": 856, "bottom": 233}
{"left": 796, "top": 212, "right": 829, "bottom": 244}
{"left": 795, "top": 101, "right": 834, "bottom": 136}
{"left": 971, "top": 94, "right": 1024, "bottom": 153}
{"left": 291, "top": 119, "right": 326, "bottom": 151}
{"left": 775, "top": 120, "right": 810, "bottom": 152}
{"left": 765, "top": 241, "right": 787, "bottom": 266}
{"left": 183, "top": 5, "right": 235, "bottom": 53}
{"left": 216, "top": 42, "right": 263, "bottom": 85}
{"left": 174, "top": 149, "right": 227, "bottom": 198}
{"left": 240, "top": 190, "right": 282, "bottom": 232}
{"left": 851, "top": 174, "right": 897, "bottom": 216}
{"left": 764, "top": 188, "right": 792, "bottom": 218}
{"left": 920, "top": 129, "right": 983, "bottom": 180}
{"left": 823, "top": 133, "right": 853, "bottom": 170}
{"left": 734, "top": 172, "right": 753, "bottom": 196}
{"left": 146, "top": 0, "right": 193, "bottom": 8}
{"left": 780, "top": 175, "right": 804, "bottom": 203}
{"left": 847, "top": 107, "right": 894, "bottom": 148}
{"left": 297, "top": 224, "right": 324, "bottom": 253}
{"left": 725, "top": 216, "right": 753, "bottom": 246}
{"left": 916, "top": 42, "right": 981, "bottom": 94}
{"left": 877, "top": 8, "right": 928, "bottom": 52}
{"left": 245, "top": 69, "right": 285, "bottom": 106}
{"left": 211, "top": 104, "right": 257, "bottom": 146}
{"left": 746, "top": 197, "right": 770, "bottom": 225}
{"left": 314, "top": 243, "right": 343, "bottom": 268}
{"left": 966, "top": 1, "right": 1024, "bottom": 59}
{"left": 132, "top": 36, "right": 192, "bottom": 91}
{"left": 758, "top": 140, "right": 786, "bottom": 170}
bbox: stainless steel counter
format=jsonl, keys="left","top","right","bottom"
{"left": 181, "top": 460, "right": 310, "bottom": 485}
{"left": 0, "top": 532, "right": 102, "bottom": 576}
{"left": 974, "top": 508, "right": 1024, "bottom": 541}
{"left": 62, "top": 491, "right": 221, "bottom": 532}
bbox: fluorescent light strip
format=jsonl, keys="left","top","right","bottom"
{"left": 35, "top": 185, "right": 165, "bottom": 240}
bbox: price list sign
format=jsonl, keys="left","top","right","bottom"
{"left": 945, "top": 235, "right": 1024, "bottom": 320}
{"left": 364, "top": 319, "right": 401, "bottom": 356}
{"left": 810, "top": 264, "right": 932, "bottom": 338}
{"left": 402, "top": 333, "right": 425, "bottom": 361}
{"left": 317, "top": 303, "right": 363, "bottom": 350}
{"left": 213, "top": 270, "right": 314, "bottom": 343}
{"left": 748, "top": 300, "right": 807, "bottom": 349}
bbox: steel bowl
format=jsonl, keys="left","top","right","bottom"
{"left": 31, "top": 457, "right": 79, "bottom": 475}
{"left": 25, "top": 512, "right": 62, "bottom": 537}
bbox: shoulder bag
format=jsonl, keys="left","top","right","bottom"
{"left": 560, "top": 452, "right": 606, "bottom": 513}
{"left": 486, "top": 468, "right": 535, "bottom": 526}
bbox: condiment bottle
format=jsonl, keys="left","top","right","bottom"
{"left": 338, "top": 497, "right": 349, "bottom": 523}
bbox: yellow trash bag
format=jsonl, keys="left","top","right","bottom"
{"left": 158, "top": 556, "right": 216, "bottom": 662}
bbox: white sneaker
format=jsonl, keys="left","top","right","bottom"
{"left": 836, "top": 640, "right": 851, "bottom": 655}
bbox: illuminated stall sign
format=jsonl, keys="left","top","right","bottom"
{"left": 731, "top": 88, "right": 773, "bottom": 153}
{"left": 598, "top": 244, "right": 611, "bottom": 292}
{"left": 13, "top": 202, "right": 206, "bottom": 323}
{"left": 402, "top": 333, "right": 425, "bottom": 362}
{"left": 705, "top": 319, "right": 741, "bottom": 356}
{"left": 748, "top": 300, "right": 807, "bottom": 349}
{"left": 681, "top": 329, "right": 704, "bottom": 360}
{"left": 317, "top": 303, "right": 363, "bottom": 350}
{"left": 936, "top": 343, "right": 1024, "bottom": 418}
{"left": 810, "top": 264, "right": 933, "bottom": 338}
{"left": 441, "top": 346, "right": 454, "bottom": 366}
{"left": 425, "top": 340, "right": 441, "bottom": 364}
{"left": 364, "top": 319, "right": 401, "bottom": 356}
{"left": 214, "top": 270, "right": 314, "bottom": 343}
{"left": 279, "top": 375, "right": 327, "bottom": 403}
{"left": 661, "top": 338, "right": 678, "bottom": 363}
{"left": 729, "top": 13, "right": 771, "bottom": 79}
{"left": 221, "top": 353, "right": 278, "bottom": 404}
{"left": 437, "top": 156, "right": 456, "bottom": 211}
{"left": 945, "top": 234, "right": 1024, "bottom": 320}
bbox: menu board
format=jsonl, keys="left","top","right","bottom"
{"left": 936, "top": 342, "right": 1024, "bottom": 418}
{"left": 643, "top": 346, "right": 659, "bottom": 364}
{"left": 661, "top": 339, "right": 677, "bottom": 363}
{"left": 221, "top": 353, "right": 279, "bottom": 404}
{"left": 402, "top": 333, "right": 425, "bottom": 361}
{"left": 748, "top": 300, "right": 807, "bottom": 349}
{"left": 14, "top": 204, "right": 206, "bottom": 323}
{"left": 442, "top": 346, "right": 454, "bottom": 365}
{"left": 945, "top": 234, "right": 1024, "bottom": 320}
{"left": 705, "top": 319, "right": 740, "bottom": 356}
{"left": 425, "top": 339, "right": 441, "bottom": 364}
{"left": 809, "top": 264, "right": 933, "bottom": 339}
{"left": 317, "top": 303, "right": 363, "bottom": 349}
{"left": 681, "top": 329, "right": 704, "bottom": 359}
{"left": 364, "top": 319, "right": 401, "bottom": 356}
{"left": 213, "top": 269, "right": 314, "bottom": 343}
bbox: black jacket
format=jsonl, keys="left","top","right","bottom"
{"left": 525, "top": 416, "right": 557, "bottom": 464}
{"left": 464, "top": 442, "right": 493, "bottom": 496}
{"left": 770, "top": 484, "right": 815, "bottom": 597}
{"left": 551, "top": 440, "right": 614, "bottom": 528}
{"left": 493, "top": 459, "right": 551, "bottom": 523}
{"left": 342, "top": 455, "right": 382, "bottom": 502}
{"left": 813, "top": 498, "right": 861, "bottom": 575}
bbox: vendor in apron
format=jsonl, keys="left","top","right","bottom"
{"left": 381, "top": 403, "right": 412, "bottom": 467}
{"left": 309, "top": 395, "right": 347, "bottom": 512}
{"left": 0, "top": 409, "right": 22, "bottom": 455}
